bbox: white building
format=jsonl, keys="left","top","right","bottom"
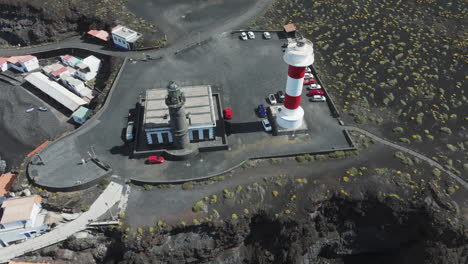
{"left": 111, "top": 25, "right": 142, "bottom": 50}
{"left": 7, "top": 55, "right": 39, "bottom": 73}
{"left": 0, "top": 58, "right": 8, "bottom": 72}
{"left": 0, "top": 195, "right": 48, "bottom": 248}
{"left": 60, "top": 54, "right": 82, "bottom": 68}
{"left": 61, "top": 74, "right": 93, "bottom": 99}
{"left": 75, "top": 56, "right": 101, "bottom": 81}
{"left": 143, "top": 85, "right": 217, "bottom": 145}
{"left": 25, "top": 72, "right": 87, "bottom": 112}
{"left": 0, "top": 195, "right": 42, "bottom": 230}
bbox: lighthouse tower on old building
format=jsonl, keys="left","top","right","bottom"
{"left": 276, "top": 37, "right": 314, "bottom": 129}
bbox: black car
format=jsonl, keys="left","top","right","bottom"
{"left": 277, "top": 91, "right": 285, "bottom": 103}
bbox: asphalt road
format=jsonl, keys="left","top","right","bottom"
{"left": 0, "top": 0, "right": 274, "bottom": 59}
{"left": 127, "top": 0, "right": 257, "bottom": 43}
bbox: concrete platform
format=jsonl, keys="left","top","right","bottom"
{"left": 28, "top": 32, "right": 355, "bottom": 189}
{"left": 269, "top": 105, "right": 309, "bottom": 136}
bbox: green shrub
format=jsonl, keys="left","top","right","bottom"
{"left": 328, "top": 151, "right": 346, "bottom": 158}
{"left": 231, "top": 214, "right": 238, "bottom": 219}
{"left": 272, "top": 190, "right": 279, "bottom": 197}
{"left": 315, "top": 154, "right": 327, "bottom": 161}
{"left": 98, "top": 178, "right": 111, "bottom": 190}
{"left": 394, "top": 152, "right": 414, "bottom": 166}
{"left": 446, "top": 144, "right": 458, "bottom": 152}
{"left": 440, "top": 127, "right": 452, "bottom": 135}
{"left": 462, "top": 164, "right": 468, "bottom": 171}
{"left": 192, "top": 200, "right": 206, "bottom": 213}
{"left": 210, "top": 194, "right": 218, "bottom": 204}
{"left": 432, "top": 168, "right": 442, "bottom": 177}
{"left": 182, "top": 182, "right": 193, "bottom": 190}
{"left": 393, "top": 127, "right": 404, "bottom": 133}
{"left": 236, "top": 185, "right": 243, "bottom": 192}
{"left": 143, "top": 184, "right": 153, "bottom": 191}
{"left": 241, "top": 161, "right": 251, "bottom": 168}
{"left": 223, "top": 189, "right": 233, "bottom": 198}
{"left": 399, "top": 138, "right": 411, "bottom": 144}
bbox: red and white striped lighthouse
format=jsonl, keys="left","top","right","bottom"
{"left": 276, "top": 38, "right": 315, "bottom": 129}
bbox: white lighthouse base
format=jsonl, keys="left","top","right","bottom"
{"left": 276, "top": 106, "right": 304, "bottom": 129}
{"left": 270, "top": 106, "right": 308, "bottom": 136}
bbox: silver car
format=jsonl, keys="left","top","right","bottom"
{"left": 268, "top": 94, "right": 277, "bottom": 105}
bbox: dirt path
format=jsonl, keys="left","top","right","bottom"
{"left": 346, "top": 126, "right": 468, "bottom": 189}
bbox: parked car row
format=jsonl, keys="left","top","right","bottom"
{"left": 240, "top": 31, "right": 272, "bottom": 40}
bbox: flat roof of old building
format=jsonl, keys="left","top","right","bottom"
{"left": 143, "top": 85, "right": 216, "bottom": 129}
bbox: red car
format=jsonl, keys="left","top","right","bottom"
{"left": 303, "top": 78, "right": 317, "bottom": 85}
{"left": 309, "top": 89, "right": 324, "bottom": 96}
{"left": 223, "top": 107, "right": 233, "bottom": 120}
{"left": 147, "top": 155, "right": 164, "bottom": 164}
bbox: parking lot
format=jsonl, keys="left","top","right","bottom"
{"left": 30, "top": 31, "right": 353, "bottom": 188}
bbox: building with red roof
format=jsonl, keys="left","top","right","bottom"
{"left": 87, "top": 29, "right": 110, "bottom": 42}
{"left": 0, "top": 173, "right": 16, "bottom": 197}
{"left": 6, "top": 55, "right": 39, "bottom": 73}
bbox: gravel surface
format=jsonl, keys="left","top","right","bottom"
{"left": 0, "top": 81, "right": 73, "bottom": 169}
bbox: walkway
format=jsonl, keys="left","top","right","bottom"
{"left": 0, "top": 182, "right": 123, "bottom": 263}
{"left": 346, "top": 126, "right": 468, "bottom": 190}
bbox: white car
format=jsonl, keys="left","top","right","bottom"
{"left": 247, "top": 31, "right": 255, "bottom": 39}
{"left": 263, "top": 32, "right": 271, "bottom": 39}
{"left": 262, "top": 119, "right": 272, "bottom": 132}
{"left": 307, "top": 84, "right": 322, "bottom": 90}
{"left": 305, "top": 72, "right": 313, "bottom": 78}
{"left": 306, "top": 67, "right": 312, "bottom": 73}
{"left": 268, "top": 94, "right": 277, "bottom": 105}
{"left": 311, "top": 95, "right": 326, "bottom": 102}
{"left": 240, "top": 32, "right": 248, "bottom": 41}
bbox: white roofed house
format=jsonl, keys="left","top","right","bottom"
{"left": 75, "top": 56, "right": 101, "bottom": 82}
{"left": 111, "top": 25, "right": 142, "bottom": 50}
{"left": 61, "top": 74, "right": 94, "bottom": 101}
